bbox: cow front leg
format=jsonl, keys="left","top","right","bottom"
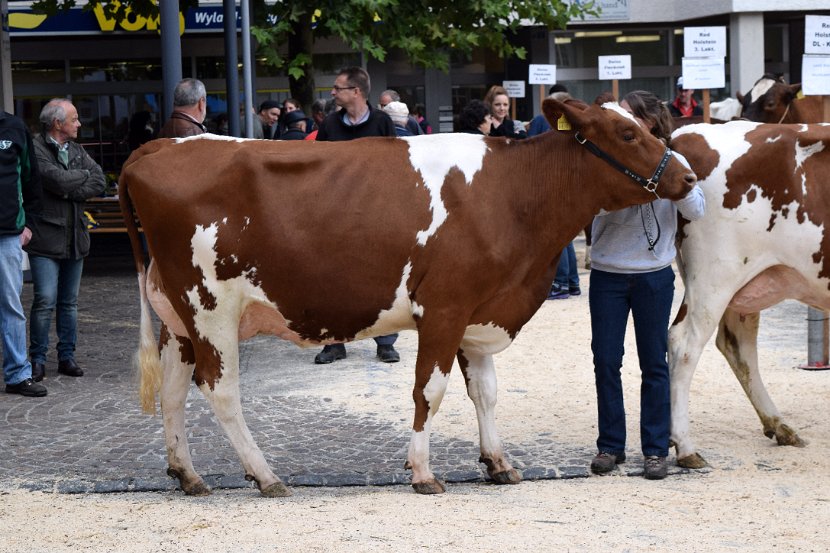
{"left": 716, "top": 309, "right": 806, "bottom": 448}
{"left": 159, "top": 328, "right": 210, "bottom": 496}
{"left": 457, "top": 349, "right": 520, "bottom": 485}
{"left": 405, "top": 325, "right": 467, "bottom": 494}
{"left": 194, "top": 340, "right": 291, "bottom": 498}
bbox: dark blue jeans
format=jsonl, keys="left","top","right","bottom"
{"left": 554, "top": 242, "right": 579, "bottom": 289}
{"left": 28, "top": 255, "right": 84, "bottom": 364}
{"left": 589, "top": 266, "right": 674, "bottom": 458}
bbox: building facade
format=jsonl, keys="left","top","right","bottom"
{"left": 6, "top": 1, "right": 829, "bottom": 175}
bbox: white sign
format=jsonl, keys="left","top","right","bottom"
{"left": 681, "top": 57, "right": 726, "bottom": 90}
{"left": 502, "top": 80, "right": 526, "bottom": 99}
{"left": 529, "top": 64, "right": 557, "bottom": 85}
{"left": 577, "top": 0, "right": 629, "bottom": 21}
{"left": 684, "top": 26, "right": 726, "bottom": 58}
{"left": 805, "top": 15, "right": 830, "bottom": 55}
{"left": 598, "top": 55, "right": 631, "bottom": 80}
{"left": 802, "top": 55, "right": 830, "bottom": 95}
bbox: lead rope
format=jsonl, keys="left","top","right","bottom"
{"left": 776, "top": 102, "right": 791, "bottom": 124}
{"left": 640, "top": 202, "right": 661, "bottom": 251}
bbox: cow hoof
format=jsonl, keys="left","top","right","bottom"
{"left": 491, "top": 468, "right": 522, "bottom": 485}
{"left": 260, "top": 481, "right": 292, "bottom": 498}
{"left": 167, "top": 467, "right": 212, "bottom": 496}
{"left": 412, "top": 479, "right": 447, "bottom": 495}
{"left": 183, "top": 481, "right": 212, "bottom": 496}
{"left": 774, "top": 425, "right": 808, "bottom": 447}
{"left": 677, "top": 452, "right": 708, "bottom": 469}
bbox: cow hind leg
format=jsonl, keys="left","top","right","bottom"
{"left": 159, "top": 330, "right": 210, "bottom": 496}
{"left": 716, "top": 309, "right": 806, "bottom": 448}
{"left": 457, "top": 349, "right": 520, "bottom": 486}
{"left": 195, "top": 341, "right": 291, "bottom": 498}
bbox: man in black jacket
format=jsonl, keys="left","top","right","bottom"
{"left": 0, "top": 111, "right": 46, "bottom": 396}
{"left": 27, "top": 98, "right": 106, "bottom": 381}
{"left": 314, "top": 66, "right": 401, "bottom": 365}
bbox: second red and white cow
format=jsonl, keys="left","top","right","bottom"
{"left": 669, "top": 120, "right": 830, "bottom": 467}
{"left": 737, "top": 74, "right": 824, "bottom": 124}
{"left": 120, "top": 98, "right": 696, "bottom": 496}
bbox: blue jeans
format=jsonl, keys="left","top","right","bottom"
{"left": 589, "top": 267, "right": 674, "bottom": 458}
{"left": 0, "top": 235, "right": 32, "bottom": 385}
{"left": 28, "top": 255, "right": 84, "bottom": 364}
{"left": 554, "top": 242, "right": 579, "bottom": 290}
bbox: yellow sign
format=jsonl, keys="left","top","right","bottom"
{"left": 93, "top": 2, "right": 184, "bottom": 35}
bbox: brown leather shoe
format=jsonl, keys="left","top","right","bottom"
{"left": 58, "top": 359, "right": 84, "bottom": 377}
{"left": 31, "top": 362, "right": 46, "bottom": 382}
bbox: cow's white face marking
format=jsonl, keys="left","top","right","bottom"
{"left": 460, "top": 322, "right": 513, "bottom": 355}
{"left": 404, "top": 134, "right": 487, "bottom": 246}
{"left": 187, "top": 222, "right": 277, "bottom": 364}
{"left": 173, "top": 133, "right": 250, "bottom": 144}
{"left": 748, "top": 79, "right": 775, "bottom": 104}
{"left": 602, "top": 102, "right": 636, "bottom": 123}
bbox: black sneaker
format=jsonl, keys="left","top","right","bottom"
{"left": 5, "top": 378, "right": 48, "bottom": 397}
{"left": 590, "top": 451, "right": 625, "bottom": 474}
{"left": 314, "top": 344, "right": 347, "bottom": 364}
{"left": 643, "top": 456, "right": 668, "bottom": 480}
{"left": 377, "top": 344, "right": 400, "bottom": 363}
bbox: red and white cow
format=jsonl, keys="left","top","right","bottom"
{"left": 119, "top": 98, "right": 696, "bottom": 496}
{"left": 669, "top": 120, "right": 830, "bottom": 467}
{"left": 737, "top": 74, "right": 824, "bottom": 125}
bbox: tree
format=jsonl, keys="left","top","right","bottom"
{"left": 33, "top": 1, "right": 598, "bottom": 109}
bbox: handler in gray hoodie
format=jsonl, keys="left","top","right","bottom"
{"left": 588, "top": 90, "right": 705, "bottom": 481}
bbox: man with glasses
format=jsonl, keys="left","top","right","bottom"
{"left": 313, "top": 66, "right": 401, "bottom": 365}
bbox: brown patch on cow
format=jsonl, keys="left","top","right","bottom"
{"left": 175, "top": 334, "right": 196, "bottom": 366}
{"left": 671, "top": 302, "right": 688, "bottom": 326}
{"left": 671, "top": 133, "right": 719, "bottom": 182}
{"left": 721, "top": 125, "right": 830, "bottom": 280}
{"left": 195, "top": 282, "right": 217, "bottom": 311}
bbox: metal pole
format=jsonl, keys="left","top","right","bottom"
{"left": 240, "top": 0, "right": 254, "bottom": 138}
{"left": 160, "top": 0, "right": 182, "bottom": 123}
{"left": 223, "top": 0, "right": 240, "bottom": 137}
{"left": 802, "top": 306, "right": 830, "bottom": 369}
{"left": 0, "top": 0, "right": 13, "bottom": 113}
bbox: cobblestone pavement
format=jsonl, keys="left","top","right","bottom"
{"left": 6, "top": 236, "right": 790, "bottom": 495}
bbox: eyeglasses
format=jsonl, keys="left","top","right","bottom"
{"left": 332, "top": 85, "right": 357, "bottom": 92}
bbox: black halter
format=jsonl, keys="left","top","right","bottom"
{"left": 574, "top": 131, "right": 673, "bottom": 199}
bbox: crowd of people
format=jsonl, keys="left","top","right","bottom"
{"left": 2, "top": 70, "right": 707, "bottom": 481}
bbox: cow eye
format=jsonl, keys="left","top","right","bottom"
{"left": 623, "top": 132, "right": 635, "bottom": 142}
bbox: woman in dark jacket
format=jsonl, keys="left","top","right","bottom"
{"left": 457, "top": 100, "right": 493, "bottom": 135}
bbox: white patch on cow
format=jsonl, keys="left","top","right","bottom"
{"left": 460, "top": 322, "right": 513, "bottom": 355}
{"left": 602, "top": 102, "right": 636, "bottom": 123}
{"left": 354, "top": 262, "right": 417, "bottom": 340}
{"left": 748, "top": 78, "right": 775, "bottom": 104}
{"left": 319, "top": 328, "right": 328, "bottom": 336}
{"left": 795, "top": 138, "right": 825, "bottom": 172}
{"left": 172, "top": 133, "right": 251, "bottom": 145}
{"left": 243, "top": 216, "right": 251, "bottom": 229}
{"left": 765, "top": 135, "right": 781, "bottom": 144}
{"left": 423, "top": 364, "right": 450, "bottom": 413}
{"left": 411, "top": 301, "right": 424, "bottom": 318}
{"left": 186, "top": 222, "right": 278, "bottom": 365}
{"left": 710, "top": 97, "right": 742, "bottom": 120}
{"left": 404, "top": 134, "right": 487, "bottom": 246}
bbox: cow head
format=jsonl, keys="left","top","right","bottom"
{"left": 542, "top": 98, "right": 697, "bottom": 204}
{"left": 737, "top": 74, "right": 800, "bottom": 124}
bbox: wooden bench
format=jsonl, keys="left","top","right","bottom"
{"left": 84, "top": 197, "right": 141, "bottom": 234}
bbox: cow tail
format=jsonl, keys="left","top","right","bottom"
{"left": 118, "top": 167, "right": 162, "bottom": 414}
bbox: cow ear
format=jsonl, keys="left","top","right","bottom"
{"left": 736, "top": 91, "right": 744, "bottom": 103}
{"left": 789, "top": 83, "right": 803, "bottom": 98}
{"left": 543, "top": 98, "right": 583, "bottom": 133}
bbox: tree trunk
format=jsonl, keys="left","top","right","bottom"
{"left": 287, "top": 19, "right": 315, "bottom": 111}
